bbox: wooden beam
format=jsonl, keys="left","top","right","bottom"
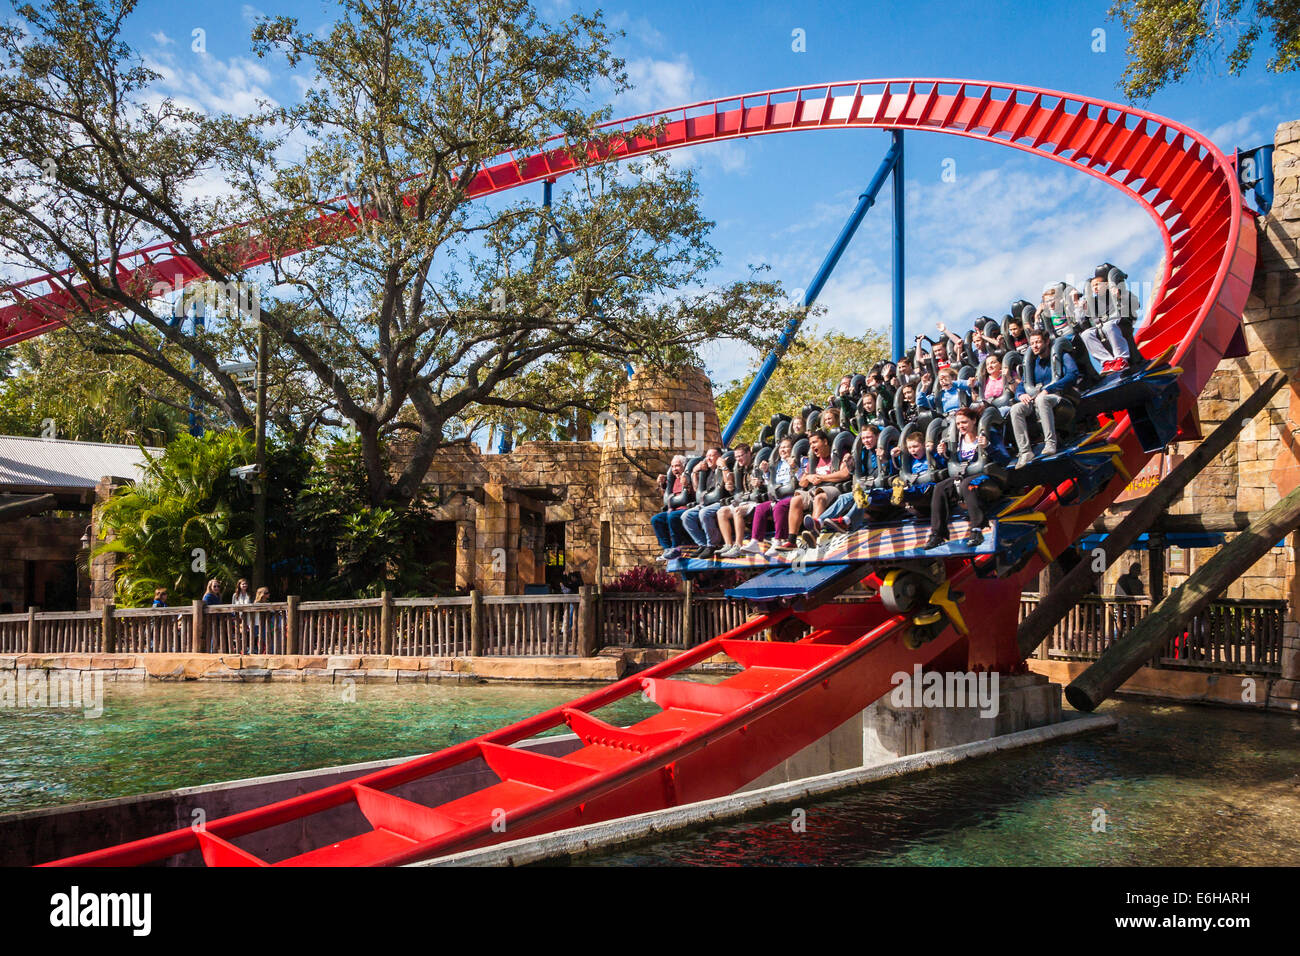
{"left": 1089, "top": 512, "right": 1260, "bottom": 534}
{"left": 1017, "top": 371, "right": 1288, "bottom": 659}
{"left": 1066, "top": 482, "right": 1300, "bottom": 711}
{"left": 1147, "top": 532, "right": 1166, "bottom": 600}
{"left": 0, "top": 494, "right": 57, "bottom": 522}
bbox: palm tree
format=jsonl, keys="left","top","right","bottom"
{"left": 94, "top": 432, "right": 257, "bottom": 606}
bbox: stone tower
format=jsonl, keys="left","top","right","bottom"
{"left": 597, "top": 366, "right": 722, "bottom": 579}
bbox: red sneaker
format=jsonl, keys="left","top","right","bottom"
{"left": 1110, "top": 358, "right": 1129, "bottom": 374}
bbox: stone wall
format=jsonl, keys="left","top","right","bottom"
{"left": 598, "top": 366, "right": 722, "bottom": 577}
{"left": 1095, "top": 118, "right": 1300, "bottom": 693}
{"left": 0, "top": 515, "right": 87, "bottom": 611}
{"left": 402, "top": 437, "right": 603, "bottom": 594}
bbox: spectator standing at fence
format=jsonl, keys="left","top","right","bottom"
{"left": 252, "top": 586, "right": 273, "bottom": 653}
{"left": 152, "top": 588, "right": 168, "bottom": 608}
{"left": 203, "top": 579, "right": 224, "bottom": 606}
{"left": 1114, "top": 563, "right": 1145, "bottom": 635}
{"left": 202, "top": 578, "right": 225, "bottom": 652}
{"left": 1115, "top": 564, "right": 1144, "bottom": 596}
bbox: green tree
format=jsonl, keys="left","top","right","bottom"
{"left": 292, "top": 438, "right": 449, "bottom": 597}
{"left": 1110, "top": 0, "right": 1300, "bottom": 99}
{"left": 93, "top": 431, "right": 257, "bottom": 606}
{"left": 0, "top": 336, "right": 188, "bottom": 444}
{"left": 713, "top": 326, "right": 891, "bottom": 443}
{"left": 0, "top": 0, "right": 796, "bottom": 509}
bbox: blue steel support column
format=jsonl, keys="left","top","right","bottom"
{"left": 1238, "top": 144, "right": 1274, "bottom": 213}
{"left": 721, "top": 137, "right": 901, "bottom": 447}
{"left": 188, "top": 303, "right": 204, "bottom": 437}
{"left": 891, "top": 130, "right": 905, "bottom": 362}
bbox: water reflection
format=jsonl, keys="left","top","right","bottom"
{"left": 0, "top": 680, "right": 659, "bottom": 813}
{"left": 579, "top": 701, "right": 1300, "bottom": 867}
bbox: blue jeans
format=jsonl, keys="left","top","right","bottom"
{"left": 821, "top": 494, "right": 856, "bottom": 521}
{"left": 651, "top": 509, "right": 690, "bottom": 549}
{"left": 682, "top": 502, "right": 725, "bottom": 547}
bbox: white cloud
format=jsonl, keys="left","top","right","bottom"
{"left": 143, "top": 50, "right": 277, "bottom": 118}
{"left": 1206, "top": 105, "right": 1275, "bottom": 154}
{"left": 701, "top": 155, "right": 1167, "bottom": 385}
{"left": 150, "top": 31, "right": 173, "bottom": 47}
{"left": 619, "top": 55, "right": 695, "bottom": 115}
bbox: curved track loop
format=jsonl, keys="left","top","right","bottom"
{"left": 32, "top": 80, "right": 1256, "bottom": 866}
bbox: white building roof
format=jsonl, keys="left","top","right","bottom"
{"left": 0, "top": 434, "right": 154, "bottom": 491}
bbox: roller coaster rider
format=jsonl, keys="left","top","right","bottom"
{"left": 923, "top": 405, "right": 1012, "bottom": 549}
{"left": 1078, "top": 262, "right": 1141, "bottom": 375}
{"left": 1009, "top": 328, "right": 1080, "bottom": 465}
{"left": 652, "top": 454, "right": 694, "bottom": 560}
{"left": 818, "top": 422, "right": 897, "bottom": 535}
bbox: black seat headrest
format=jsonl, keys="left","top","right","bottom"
{"left": 790, "top": 436, "right": 810, "bottom": 465}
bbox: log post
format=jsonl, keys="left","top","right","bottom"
{"left": 1066, "top": 483, "right": 1300, "bottom": 711}
{"left": 285, "top": 595, "right": 299, "bottom": 655}
{"left": 682, "top": 579, "right": 694, "bottom": 649}
{"left": 101, "top": 603, "right": 115, "bottom": 654}
{"left": 192, "top": 599, "right": 205, "bottom": 654}
{"left": 1018, "top": 371, "right": 1288, "bottom": 659}
{"left": 380, "top": 590, "right": 394, "bottom": 655}
{"left": 26, "top": 606, "right": 37, "bottom": 654}
{"left": 577, "top": 585, "right": 597, "bottom": 657}
{"left": 1147, "top": 533, "right": 1166, "bottom": 601}
{"left": 469, "top": 589, "right": 483, "bottom": 657}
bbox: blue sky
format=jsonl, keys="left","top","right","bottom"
{"left": 124, "top": 0, "right": 1299, "bottom": 389}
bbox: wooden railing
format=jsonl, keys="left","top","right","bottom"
{"left": 1020, "top": 594, "right": 1285, "bottom": 675}
{"left": 296, "top": 599, "right": 383, "bottom": 656}
{"left": 597, "top": 593, "right": 762, "bottom": 649}
{"left": 112, "top": 607, "right": 194, "bottom": 654}
{"left": 5, "top": 590, "right": 1288, "bottom": 668}
{"left": 393, "top": 597, "right": 473, "bottom": 657}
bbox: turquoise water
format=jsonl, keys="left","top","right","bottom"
{"left": 577, "top": 701, "right": 1300, "bottom": 866}
{"left": 0, "top": 680, "right": 658, "bottom": 814}
{"left": 5, "top": 685, "right": 1298, "bottom": 868}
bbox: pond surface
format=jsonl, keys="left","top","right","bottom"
{"left": 576, "top": 700, "right": 1300, "bottom": 866}
{"left": 0, "top": 679, "right": 657, "bottom": 813}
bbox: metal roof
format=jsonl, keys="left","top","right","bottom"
{"left": 0, "top": 434, "right": 154, "bottom": 491}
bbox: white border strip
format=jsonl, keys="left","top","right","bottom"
{"left": 415, "top": 713, "right": 1118, "bottom": 867}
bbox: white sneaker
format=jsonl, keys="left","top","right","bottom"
{"left": 739, "top": 540, "right": 766, "bottom": 555}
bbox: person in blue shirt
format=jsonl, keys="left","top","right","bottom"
{"left": 920, "top": 366, "right": 971, "bottom": 416}
{"left": 925, "top": 407, "right": 1012, "bottom": 549}
{"left": 1009, "top": 329, "right": 1079, "bottom": 465}
{"left": 202, "top": 579, "right": 224, "bottom": 606}
{"left": 890, "top": 430, "right": 945, "bottom": 527}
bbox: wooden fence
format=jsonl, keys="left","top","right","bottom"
{"left": 7, "top": 590, "right": 1281, "bottom": 669}
{"left": 1020, "top": 594, "right": 1285, "bottom": 675}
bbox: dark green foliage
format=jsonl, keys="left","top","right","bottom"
{"left": 1111, "top": 0, "right": 1299, "bottom": 99}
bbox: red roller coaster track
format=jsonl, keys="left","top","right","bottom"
{"left": 29, "top": 79, "right": 1255, "bottom": 866}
